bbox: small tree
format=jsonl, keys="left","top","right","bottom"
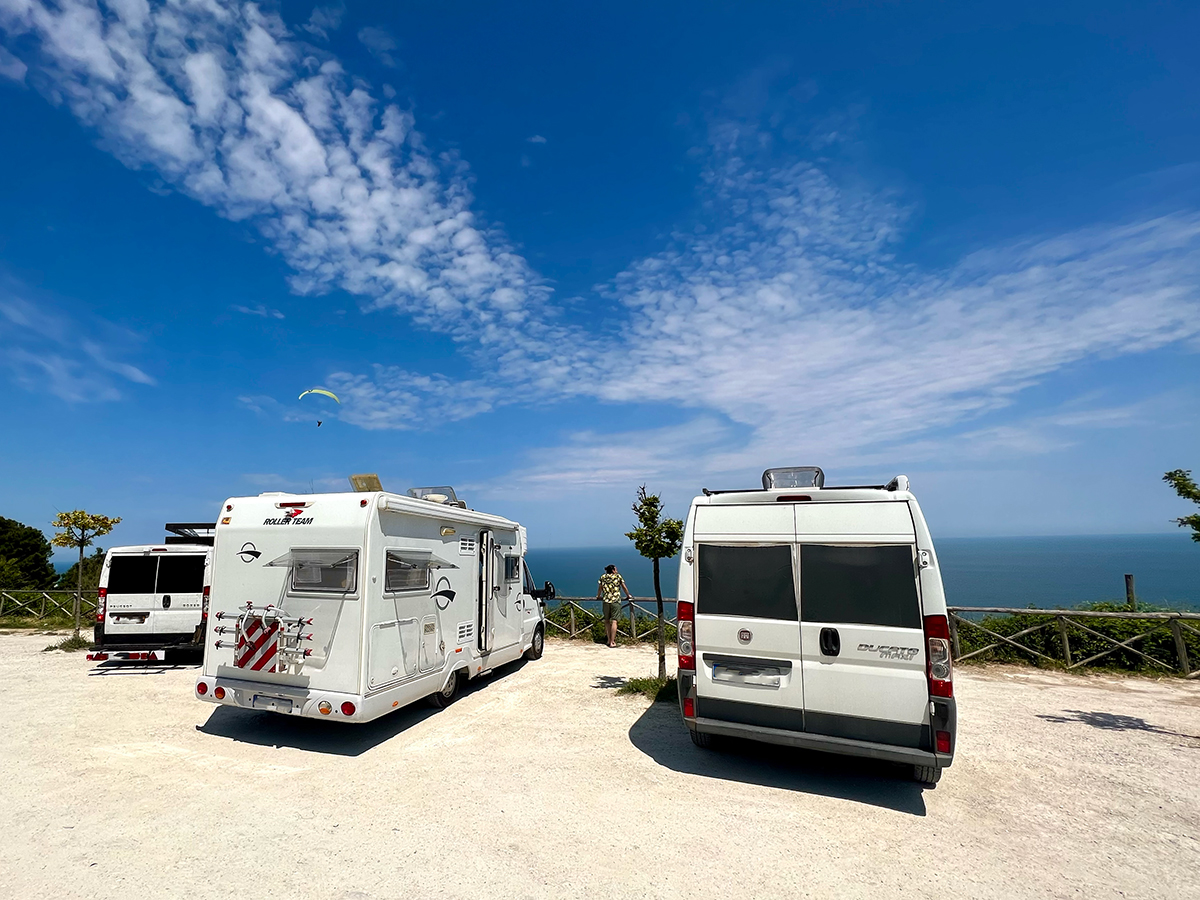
{"left": 51, "top": 510, "right": 120, "bottom": 637}
{"left": 1163, "top": 470, "right": 1200, "bottom": 543}
{"left": 625, "top": 485, "right": 683, "bottom": 681}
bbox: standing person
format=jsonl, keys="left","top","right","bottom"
{"left": 597, "top": 564, "right": 632, "bottom": 648}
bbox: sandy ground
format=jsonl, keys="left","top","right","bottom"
{"left": 0, "top": 632, "right": 1198, "bottom": 900}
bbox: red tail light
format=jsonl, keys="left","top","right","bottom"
{"left": 936, "top": 730, "right": 952, "bottom": 753}
{"left": 341, "top": 701, "right": 356, "bottom": 716}
{"left": 677, "top": 600, "right": 695, "bottom": 671}
{"left": 924, "top": 615, "right": 953, "bottom": 698}
{"left": 683, "top": 697, "right": 695, "bottom": 718}
{"left": 96, "top": 587, "right": 107, "bottom": 623}
{"left": 196, "top": 682, "right": 208, "bottom": 696}
{"left": 201, "top": 585, "right": 210, "bottom": 622}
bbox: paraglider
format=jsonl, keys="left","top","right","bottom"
{"left": 299, "top": 388, "right": 340, "bottom": 427}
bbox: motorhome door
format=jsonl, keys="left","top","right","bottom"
{"left": 477, "top": 530, "right": 496, "bottom": 653}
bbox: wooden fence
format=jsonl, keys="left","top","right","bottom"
{"left": 948, "top": 606, "right": 1200, "bottom": 678}
{"left": 546, "top": 597, "right": 677, "bottom": 642}
{"left": 0, "top": 589, "right": 99, "bottom": 619}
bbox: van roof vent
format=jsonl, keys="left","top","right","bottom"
{"left": 762, "top": 467, "right": 825, "bottom": 490}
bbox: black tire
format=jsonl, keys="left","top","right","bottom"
{"left": 524, "top": 625, "right": 545, "bottom": 660}
{"left": 913, "top": 764, "right": 942, "bottom": 785}
{"left": 428, "top": 669, "right": 460, "bottom": 708}
{"left": 689, "top": 728, "right": 714, "bottom": 748}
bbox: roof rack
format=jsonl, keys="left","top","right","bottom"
{"left": 165, "top": 523, "right": 216, "bottom": 546}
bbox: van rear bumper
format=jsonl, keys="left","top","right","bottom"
{"left": 691, "top": 717, "right": 951, "bottom": 767}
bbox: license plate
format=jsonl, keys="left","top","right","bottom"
{"left": 112, "top": 614, "right": 148, "bottom": 623}
{"left": 251, "top": 695, "right": 294, "bottom": 713}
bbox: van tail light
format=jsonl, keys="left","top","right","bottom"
{"left": 677, "top": 600, "right": 695, "bottom": 671}
{"left": 201, "top": 585, "right": 210, "bottom": 622}
{"left": 924, "top": 615, "right": 953, "bottom": 698}
{"left": 96, "top": 587, "right": 107, "bottom": 623}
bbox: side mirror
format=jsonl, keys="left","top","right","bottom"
{"left": 544, "top": 581, "right": 556, "bottom": 601}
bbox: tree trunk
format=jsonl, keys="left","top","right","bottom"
{"left": 653, "top": 557, "right": 665, "bottom": 681}
{"left": 73, "top": 542, "right": 84, "bottom": 638}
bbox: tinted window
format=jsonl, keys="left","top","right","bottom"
{"left": 504, "top": 556, "right": 521, "bottom": 582}
{"left": 156, "top": 555, "right": 206, "bottom": 593}
{"left": 385, "top": 556, "right": 429, "bottom": 593}
{"left": 696, "top": 545, "right": 796, "bottom": 620}
{"left": 106, "top": 556, "right": 158, "bottom": 594}
{"left": 800, "top": 544, "right": 920, "bottom": 628}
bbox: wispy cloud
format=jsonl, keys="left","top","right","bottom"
{"left": 0, "top": 287, "right": 155, "bottom": 402}
{"left": 356, "top": 26, "right": 397, "bottom": 68}
{"left": 232, "top": 303, "right": 284, "bottom": 319}
{"left": 302, "top": 4, "right": 344, "bottom": 41}
{"left": 526, "top": 135, "right": 547, "bottom": 144}
{"left": 0, "top": 44, "right": 25, "bottom": 82}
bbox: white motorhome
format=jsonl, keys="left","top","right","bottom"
{"left": 195, "top": 487, "right": 552, "bottom": 722}
{"left": 88, "top": 524, "right": 214, "bottom": 663}
{"left": 675, "top": 467, "right": 956, "bottom": 784}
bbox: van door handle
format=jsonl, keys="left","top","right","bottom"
{"left": 162, "top": 595, "right": 171, "bottom": 609}
{"left": 819, "top": 627, "right": 840, "bottom": 657}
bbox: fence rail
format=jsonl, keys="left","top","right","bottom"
{"left": 947, "top": 606, "right": 1200, "bottom": 677}
{"left": 546, "top": 597, "right": 677, "bottom": 642}
{"left": 0, "top": 589, "right": 99, "bottom": 620}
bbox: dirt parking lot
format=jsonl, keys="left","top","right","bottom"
{"left": 1, "top": 632, "right": 1198, "bottom": 899}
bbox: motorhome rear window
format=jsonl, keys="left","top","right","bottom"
{"left": 696, "top": 545, "right": 797, "bottom": 620}
{"left": 106, "top": 556, "right": 158, "bottom": 594}
{"left": 290, "top": 552, "right": 358, "bottom": 594}
{"left": 385, "top": 555, "right": 430, "bottom": 592}
{"left": 155, "top": 555, "right": 206, "bottom": 593}
{"left": 800, "top": 544, "right": 920, "bottom": 629}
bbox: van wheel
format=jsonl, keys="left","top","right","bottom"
{"left": 913, "top": 765, "right": 942, "bottom": 785}
{"left": 525, "top": 625, "right": 544, "bottom": 660}
{"left": 689, "top": 728, "right": 714, "bottom": 749}
{"left": 428, "top": 669, "right": 460, "bottom": 708}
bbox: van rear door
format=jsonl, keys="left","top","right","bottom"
{"left": 797, "top": 503, "right": 929, "bottom": 749}
{"left": 153, "top": 553, "right": 207, "bottom": 639}
{"left": 691, "top": 505, "right": 804, "bottom": 727}
{"left": 103, "top": 554, "right": 158, "bottom": 639}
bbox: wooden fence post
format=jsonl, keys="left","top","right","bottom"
{"left": 1170, "top": 618, "right": 1190, "bottom": 675}
{"left": 1125, "top": 574, "right": 1137, "bottom": 611}
{"left": 1057, "top": 616, "right": 1072, "bottom": 666}
{"left": 629, "top": 602, "right": 636, "bottom": 641}
{"left": 569, "top": 603, "right": 576, "bottom": 638}
{"left": 949, "top": 615, "right": 960, "bottom": 660}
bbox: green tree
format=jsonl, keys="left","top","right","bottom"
{"left": 0, "top": 556, "right": 32, "bottom": 589}
{"left": 626, "top": 485, "right": 684, "bottom": 681}
{"left": 56, "top": 547, "right": 106, "bottom": 593}
{"left": 1163, "top": 470, "right": 1200, "bottom": 542}
{"left": 51, "top": 511, "right": 121, "bottom": 638}
{"left": 0, "top": 516, "right": 56, "bottom": 587}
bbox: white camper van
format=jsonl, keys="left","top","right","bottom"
{"left": 195, "top": 487, "right": 552, "bottom": 723}
{"left": 675, "top": 467, "right": 956, "bottom": 784}
{"left": 88, "top": 524, "right": 214, "bottom": 663}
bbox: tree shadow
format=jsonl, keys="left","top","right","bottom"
{"left": 1036, "top": 709, "right": 1200, "bottom": 741}
{"left": 592, "top": 675, "right": 629, "bottom": 690}
{"left": 196, "top": 659, "right": 528, "bottom": 757}
{"left": 628, "top": 701, "right": 929, "bottom": 815}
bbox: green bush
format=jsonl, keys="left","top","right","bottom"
{"left": 955, "top": 601, "right": 1199, "bottom": 674}
{"left": 616, "top": 676, "right": 678, "bottom": 702}
{"left": 545, "top": 602, "right": 677, "bottom": 645}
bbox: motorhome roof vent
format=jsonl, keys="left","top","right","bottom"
{"left": 407, "top": 486, "right": 467, "bottom": 508}
{"left": 762, "top": 467, "right": 825, "bottom": 490}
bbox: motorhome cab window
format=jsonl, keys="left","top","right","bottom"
{"left": 385, "top": 552, "right": 430, "bottom": 593}
{"left": 696, "top": 545, "right": 797, "bottom": 620}
{"left": 522, "top": 561, "right": 536, "bottom": 595}
{"left": 266, "top": 550, "right": 359, "bottom": 594}
{"left": 800, "top": 544, "right": 920, "bottom": 629}
{"left": 106, "top": 556, "right": 158, "bottom": 593}
{"left": 504, "top": 556, "right": 521, "bottom": 582}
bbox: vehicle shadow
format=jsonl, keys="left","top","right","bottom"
{"left": 197, "top": 659, "right": 529, "bottom": 757}
{"left": 627, "top": 701, "right": 929, "bottom": 816}
{"left": 1036, "top": 709, "right": 1200, "bottom": 741}
{"left": 88, "top": 662, "right": 196, "bottom": 677}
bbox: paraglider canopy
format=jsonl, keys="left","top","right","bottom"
{"left": 299, "top": 388, "right": 340, "bottom": 403}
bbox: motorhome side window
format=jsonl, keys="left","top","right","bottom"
{"left": 385, "top": 553, "right": 430, "bottom": 593}
{"left": 504, "top": 556, "right": 521, "bottom": 582}
{"left": 696, "top": 545, "right": 797, "bottom": 620}
{"left": 800, "top": 544, "right": 920, "bottom": 629}
{"left": 106, "top": 556, "right": 158, "bottom": 593}
{"left": 289, "top": 551, "right": 358, "bottom": 594}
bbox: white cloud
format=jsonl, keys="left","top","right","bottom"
{"left": 526, "top": 134, "right": 546, "bottom": 144}
{"left": 232, "top": 303, "right": 284, "bottom": 319}
{"left": 356, "top": 25, "right": 396, "bottom": 68}
{"left": 325, "top": 365, "right": 501, "bottom": 430}
{"left": 0, "top": 290, "right": 155, "bottom": 402}
{"left": 0, "top": 44, "right": 26, "bottom": 82}
{"left": 302, "top": 4, "right": 343, "bottom": 41}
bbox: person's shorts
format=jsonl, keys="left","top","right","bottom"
{"left": 603, "top": 599, "right": 622, "bottom": 621}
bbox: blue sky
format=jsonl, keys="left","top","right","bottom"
{"left": 1, "top": 0, "right": 1199, "bottom": 559}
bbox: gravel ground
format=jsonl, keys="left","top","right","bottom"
{"left": 1, "top": 631, "right": 1198, "bottom": 900}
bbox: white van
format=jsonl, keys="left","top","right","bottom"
{"left": 88, "top": 525, "right": 214, "bottom": 663}
{"left": 675, "top": 467, "right": 956, "bottom": 784}
{"left": 195, "top": 487, "right": 552, "bottom": 723}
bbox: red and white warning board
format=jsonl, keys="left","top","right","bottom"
{"left": 235, "top": 615, "right": 280, "bottom": 673}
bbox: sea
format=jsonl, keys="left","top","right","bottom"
{"left": 527, "top": 534, "right": 1200, "bottom": 612}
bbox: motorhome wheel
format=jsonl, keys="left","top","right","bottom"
{"left": 913, "top": 764, "right": 942, "bottom": 785}
{"left": 689, "top": 728, "right": 714, "bottom": 749}
{"left": 428, "top": 669, "right": 460, "bottom": 708}
{"left": 525, "top": 625, "right": 544, "bottom": 660}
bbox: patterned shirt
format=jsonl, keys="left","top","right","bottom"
{"left": 598, "top": 572, "right": 626, "bottom": 602}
